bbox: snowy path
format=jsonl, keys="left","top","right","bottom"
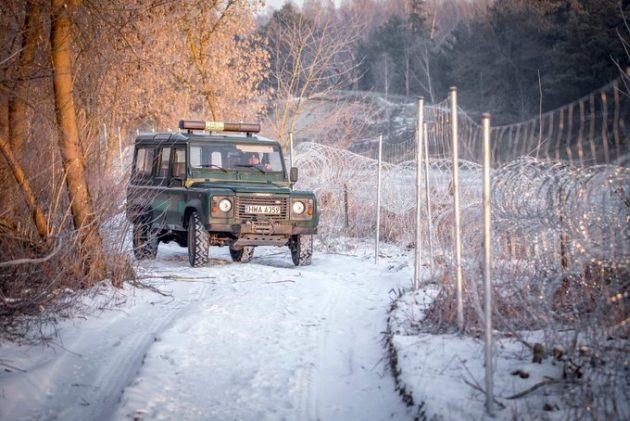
{"left": 0, "top": 243, "right": 412, "bottom": 420}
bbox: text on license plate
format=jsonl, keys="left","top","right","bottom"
{"left": 244, "top": 205, "right": 281, "bottom": 214}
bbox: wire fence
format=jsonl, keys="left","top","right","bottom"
{"left": 293, "top": 76, "right": 630, "bottom": 417}
{"left": 296, "top": 77, "right": 630, "bottom": 273}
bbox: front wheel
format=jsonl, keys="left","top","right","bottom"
{"left": 132, "top": 217, "right": 158, "bottom": 260}
{"left": 187, "top": 211, "right": 209, "bottom": 267}
{"left": 229, "top": 246, "right": 255, "bottom": 263}
{"left": 289, "top": 234, "right": 313, "bottom": 266}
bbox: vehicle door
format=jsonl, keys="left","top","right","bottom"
{"left": 166, "top": 145, "right": 187, "bottom": 228}
{"left": 129, "top": 145, "right": 157, "bottom": 218}
{"left": 151, "top": 145, "right": 172, "bottom": 228}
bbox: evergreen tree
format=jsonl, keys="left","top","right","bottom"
{"left": 443, "top": 0, "right": 630, "bottom": 124}
{"left": 357, "top": 6, "right": 436, "bottom": 98}
{"left": 547, "top": 0, "right": 630, "bottom": 109}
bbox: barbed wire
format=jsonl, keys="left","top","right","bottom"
{"left": 296, "top": 140, "right": 628, "bottom": 262}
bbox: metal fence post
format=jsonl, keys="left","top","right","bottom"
{"left": 289, "top": 131, "right": 294, "bottom": 169}
{"left": 450, "top": 87, "right": 464, "bottom": 330}
{"left": 415, "top": 98, "right": 424, "bottom": 289}
{"left": 482, "top": 113, "right": 494, "bottom": 416}
{"left": 344, "top": 184, "right": 349, "bottom": 229}
{"left": 423, "top": 122, "right": 434, "bottom": 272}
{"left": 375, "top": 135, "right": 383, "bottom": 264}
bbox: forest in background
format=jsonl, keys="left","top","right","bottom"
{"left": 262, "top": 0, "right": 630, "bottom": 124}
{"left": 0, "top": 0, "right": 628, "bottom": 331}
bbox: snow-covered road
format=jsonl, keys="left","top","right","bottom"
{"left": 0, "top": 243, "right": 413, "bottom": 420}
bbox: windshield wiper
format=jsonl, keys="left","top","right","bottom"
{"left": 234, "top": 164, "right": 266, "bottom": 174}
{"left": 198, "top": 164, "right": 227, "bottom": 173}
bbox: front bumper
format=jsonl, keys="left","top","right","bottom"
{"left": 208, "top": 221, "right": 317, "bottom": 236}
{"left": 208, "top": 221, "right": 317, "bottom": 248}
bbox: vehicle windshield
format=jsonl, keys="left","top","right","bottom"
{"left": 190, "top": 141, "right": 284, "bottom": 173}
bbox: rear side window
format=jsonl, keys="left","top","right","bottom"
{"left": 157, "top": 147, "right": 171, "bottom": 178}
{"left": 134, "top": 147, "right": 155, "bottom": 177}
{"left": 173, "top": 147, "right": 186, "bottom": 177}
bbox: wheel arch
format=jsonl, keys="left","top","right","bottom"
{"left": 183, "top": 199, "right": 204, "bottom": 229}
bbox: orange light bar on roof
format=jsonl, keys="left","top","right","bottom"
{"left": 178, "top": 120, "right": 261, "bottom": 134}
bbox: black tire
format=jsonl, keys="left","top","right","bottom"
{"left": 187, "top": 211, "right": 209, "bottom": 267}
{"left": 132, "top": 217, "right": 158, "bottom": 260}
{"left": 290, "top": 234, "right": 313, "bottom": 266}
{"left": 229, "top": 246, "right": 255, "bottom": 263}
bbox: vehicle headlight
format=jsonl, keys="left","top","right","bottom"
{"left": 218, "top": 198, "right": 232, "bottom": 212}
{"left": 292, "top": 201, "right": 305, "bottom": 215}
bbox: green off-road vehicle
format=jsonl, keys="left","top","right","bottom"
{"left": 126, "top": 120, "right": 319, "bottom": 267}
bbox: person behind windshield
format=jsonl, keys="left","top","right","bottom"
{"left": 247, "top": 153, "right": 271, "bottom": 170}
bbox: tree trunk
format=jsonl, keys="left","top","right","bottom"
{"left": 0, "top": 94, "right": 7, "bottom": 140}
{"left": 0, "top": 95, "right": 9, "bottom": 210}
{"left": 205, "top": 93, "right": 221, "bottom": 121}
{"left": 8, "top": 1, "right": 42, "bottom": 157}
{"left": 0, "top": 132, "right": 49, "bottom": 241}
{"left": 50, "top": 0, "right": 105, "bottom": 279}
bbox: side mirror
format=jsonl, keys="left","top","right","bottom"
{"left": 289, "top": 167, "right": 298, "bottom": 183}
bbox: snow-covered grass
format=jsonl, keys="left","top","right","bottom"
{"left": 389, "top": 288, "right": 563, "bottom": 420}
{"left": 388, "top": 281, "right": 630, "bottom": 420}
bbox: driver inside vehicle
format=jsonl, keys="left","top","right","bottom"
{"left": 247, "top": 153, "right": 271, "bottom": 170}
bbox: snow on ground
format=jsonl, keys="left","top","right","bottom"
{"left": 389, "top": 288, "right": 574, "bottom": 421}
{"left": 0, "top": 240, "right": 415, "bottom": 421}
{"left": 1, "top": 238, "right": 600, "bottom": 421}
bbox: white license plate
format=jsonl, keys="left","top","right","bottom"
{"left": 244, "top": 205, "right": 281, "bottom": 215}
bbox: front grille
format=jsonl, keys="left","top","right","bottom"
{"left": 235, "top": 195, "right": 289, "bottom": 221}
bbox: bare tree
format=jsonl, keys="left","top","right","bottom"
{"left": 0, "top": 131, "right": 49, "bottom": 240}
{"left": 264, "top": 4, "right": 363, "bottom": 146}
{"left": 8, "top": 1, "right": 42, "bottom": 158}
{"left": 149, "top": 0, "right": 270, "bottom": 123}
{"left": 50, "top": 0, "right": 105, "bottom": 278}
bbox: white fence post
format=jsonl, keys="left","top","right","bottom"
{"left": 414, "top": 97, "right": 424, "bottom": 289}
{"left": 450, "top": 87, "right": 464, "bottom": 331}
{"left": 289, "top": 132, "right": 294, "bottom": 169}
{"left": 482, "top": 113, "right": 494, "bottom": 415}
{"left": 423, "top": 122, "right": 434, "bottom": 272}
{"left": 375, "top": 134, "right": 383, "bottom": 264}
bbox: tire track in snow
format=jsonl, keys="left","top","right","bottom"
{"left": 293, "top": 268, "right": 342, "bottom": 421}
{"left": 1, "top": 245, "right": 412, "bottom": 420}
{"left": 0, "top": 265, "right": 215, "bottom": 421}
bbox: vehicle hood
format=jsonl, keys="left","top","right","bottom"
{"left": 189, "top": 181, "right": 292, "bottom": 195}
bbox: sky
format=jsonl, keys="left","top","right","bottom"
{"left": 265, "top": 0, "right": 301, "bottom": 9}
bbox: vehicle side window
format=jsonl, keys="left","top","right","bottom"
{"left": 211, "top": 151, "right": 222, "bottom": 167}
{"left": 190, "top": 145, "right": 202, "bottom": 168}
{"left": 172, "top": 147, "right": 186, "bottom": 178}
{"left": 157, "top": 147, "right": 171, "bottom": 178}
{"left": 133, "top": 147, "right": 155, "bottom": 184}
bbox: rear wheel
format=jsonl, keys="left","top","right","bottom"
{"left": 229, "top": 246, "right": 255, "bottom": 263}
{"left": 187, "top": 211, "right": 209, "bottom": 267}
{"left": 290, "top": 234, "right": 313, "bottom": 266}
{"left": 132, "top": 217, "right": 158, "bottom": 260}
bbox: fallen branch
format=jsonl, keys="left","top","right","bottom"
{"left": 0, "top": 359, "right": 27, "bottom": 373}
{"left": 462, "top": 377, "right": 506, "bottom": 409}
{"left": 506, "top": 377, "right": 561, "bottom": 400}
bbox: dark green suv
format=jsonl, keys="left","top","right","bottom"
{"left": 126, "top": 120, "right": 319, "bottom": 267}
